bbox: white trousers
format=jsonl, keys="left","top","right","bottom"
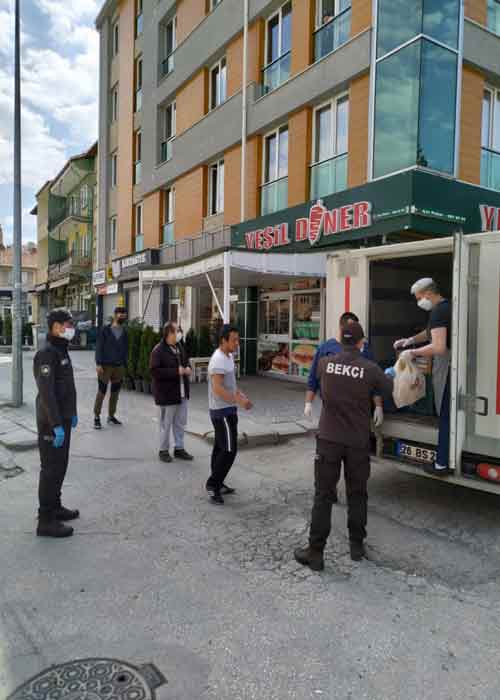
{"left": 159, "top": 399, "right": 188, "bottom": 451}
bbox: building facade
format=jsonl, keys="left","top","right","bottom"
{"left": 0, "top": 225, "right": 37, "bottom": 340}
{"left": 95, "top": 0, "right": 500, "bottom": 376}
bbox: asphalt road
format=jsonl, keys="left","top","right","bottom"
{"left": 1, "top": 352, "right": 500, "bottom": 699}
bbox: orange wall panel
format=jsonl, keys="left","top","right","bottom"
{"left": 143, "top": 191, "right": 162, "bottom": 249}
{"left": 288, "top": 108, "right": 312, "bottom": 207}
{"left": 464, "top": 0, "right": 487, "bottom": 25}
{"left": 175, "top": 168, "right": 206, "bottom": 238}
{"left": 347, "top": 73, "right": 370, "bottom": 187}
{"left": 177, "top": 0, "right": 206, "bottom": 44}
{"left": 459, "top": 66, "right": 484, "bottom": 185}
{"left": 226, "top": 20, "right": 264, "bottom": 98}
{"left": 351, "top": 0, "right": 372, "bottom": 36}
{"left": 117, "top": 0, "right": 135, "bottom": 257}
{"left": 291, "top": 0, "right": 314, "bottom": 75}
{"left": 224, "top": 137, "right": 261, "bottom": 225}
{"left": 176, "top": 69, "right": 207, "bottom": 135}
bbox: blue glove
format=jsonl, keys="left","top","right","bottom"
{"left": 53, "top": 426, "right": 65, "bottom": 448}
{"left": 385, "top": 367, "right": 396, "bottom": 378}
{"left": 71, "top": 415, "right": 78, "bottom": 429}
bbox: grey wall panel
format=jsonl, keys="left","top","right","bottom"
{"left": 464, "top": 19, "right": 500, "bottom": 81}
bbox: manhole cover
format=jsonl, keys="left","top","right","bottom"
{"left": 8, "top": 658, "right": 167, "bottom": 700}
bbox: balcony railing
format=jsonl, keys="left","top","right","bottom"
{"left": 48, "top": 254, "right": 92, "bottom": 280}
{"left": 162, "top": 222, "right": 175, "bottom": 245}
{"left": 134, "top": 161, "right": 142, "bottom": 185}
{"left": 261, "top": 177, "right": 288, "bottom": 216}
{"left": 310, "top": 153, "right": 348, "bottom": 200}
{"left": 314, "top": 7, "right": 351, "bottom": 62}
{"left": 488, "top": 0, "right": 500, "bottom": 35}
{"left": 48, "top": 197, "right": 92, "bottom": 232}
{"left": 259, "top": 51, "right": 291, "bottom": 96}
{"left": 135, "top": 88, "right": 142, "bottom": 112}
{"left": 161, "top": 52, "right": 175, "bottom": 78}
{"left": 160, "top": 138, "right": 173, "bottom": 163}
{"left": 481, "top": 147, "right": 500, "bottom": 192}
{"left": 135, "top": 234, "right": 145, "bottom": 252}
{"left": 160, "top": 226, "right": 231, "bottom": 265}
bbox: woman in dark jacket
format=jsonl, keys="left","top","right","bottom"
{"left": 150, "top": 322, "right": 193, "bottom": 463}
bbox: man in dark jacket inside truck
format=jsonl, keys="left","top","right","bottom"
{"left": 150, "top": 321, "right": 193, "bottom": 463}
{"left": 93, "top": 306, "right": 128, "bottom": 429}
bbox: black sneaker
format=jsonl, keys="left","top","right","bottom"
{"left": 54, "top": 506, "right": 80, "bottom": 521}
{"left": 424, "top": 462, "right": 452, "bottom": 477}
{"left": 206, "top": 487, "right": 224, "bottom": 505}
{"left": 174, "top": 448, "right": 194, "bottom": 461}
{"left": 159, "top": 451, "right": 172, "bottom": 463}
{"left": 350, "top": 540, "right": 366, "bottom": 562}
{"left": 107, "top": 416, "right": 122, "bottom": 426}
{"left": 221, "top": 484, "right": 236, "bottom": 495}
{"left": 294, "top": 546, "right": 324, "bottom": 571}
{"left": 94, "top": 416, "right": 102, "bottom": 430}
{"left": 37, "top": 520, "right": 74, "bottom": 538}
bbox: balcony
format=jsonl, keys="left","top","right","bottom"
{"left": 162, "top": 222, "right": 174, "bottom": 245}
{"left": 261, "top": 177, "right": 288, "bottom": 216}
{"left": 481, "top": 147, "right": 500, "bottom": 191}
{"left": 259, "top": 51, "right": 291, "bottom": 96}
{"left": 134, "top": 161, "right": 142, "bottom": 185}
{"left": 488, "top": 0, "right": 500, "bottom": 35}
{"left": 314, "top": 8, "right": 351, "bottom": 63}
{"left": 160, "top": 226, "right": 231, "bottom": 265}
{"left": 310, "top": 154, "right": 348, "bottom": 200}
{"left": 160, "top": 138, "right": 173, "bottom": 163}
{"left": 48, "top": 195, "right": 93, "bottom": 232}
{"left": 48, "top": 254, "right": 92, "bottom": 282}
{"left": 161, "top": 52, "right": 175, "bottom": 78}
{"left": 135, "top": 234, "right": 145, "bottom": 252}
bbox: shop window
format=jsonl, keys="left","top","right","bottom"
{"left": 262, "top": 125, "right": 288, "bottom": 215}
{"left": 112, "top": 21, "right": 119, "bottom": 57}
{"left": 135, "top": 56, "right": 143, "bottom": 112}
{"left": 481, "top": 88, "right": 500, "bottom": 191}
{"left": 163, "top": 188, "right": 175, "bottom": 245}
{"left": 208, "top": 159, "right": 224, "bottom": 216}
{"left": 160, "top": 15, "right": 176, "bottom": 77}
{"left": 489, "top": 0, "right": 500, "bottom": 35}
{"left": 314, "top": 0, "right": 351, "bottom": 63}
{"left": 261, "top": 1, "right": 291, "bottom": 95}
{"left": 209, "top": 57, "right": 227, "bottom": 111}
{"left": 311, "top": 94, "right": 348, "bottom": 199}
{"left": 160, "top": 100, "right": 176, "bottom": 163}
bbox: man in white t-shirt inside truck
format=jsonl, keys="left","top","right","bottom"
{"left": 206, "top": 324, "right": 253, "bottom": 505}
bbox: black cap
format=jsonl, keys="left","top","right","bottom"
{"left": 47, "top": 308, "right": 73, "bottom": 329}
{"left": 341, "top": 321, "right": 365, "bottom": 346}
{"left": 114, "top": 306, "right": 127, "bottom": 314}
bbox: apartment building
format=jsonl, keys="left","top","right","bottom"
{"left": 95, "top": 0, "right": 500, "bottom": 378}
{"left": 0, "top": 226, "right": 37, "bottom": 327}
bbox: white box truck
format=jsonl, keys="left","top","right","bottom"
{"left": 326, "top": 231, "right": 500, "bottom": 493}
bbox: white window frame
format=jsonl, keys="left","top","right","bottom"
{"left": 164, "top": 187, "right": 175, "bottom": 224}
{"left": 111, "top": 84, "right": 119, "bottom": 122}
{"left": 209, "top": 56, "right": 227, "bottom": 110}
{"left": 135, "top": 130, "right": 142, "bottom": 163}
{"left": 112, "top": 21, "right": 119, "bottom": 57}
{"left": 135, "top": 202, "right": 144, "bottom": 236}
{"left": 264, "top": 1, "right": 291, "bottom": 68}
{"left": 311, "top": 91, "right": 349, "bottom": 165}
{"left": 110, "top": 216, "right": 117, "bottom": 254}
{"left": 315, "top": 0, "right": 349, "bottom": 30}
{"left": 262, "top": 124, "right": 289, "bottom": 184}
{"left": 483, "top": 86, "right": 500, "bottom": 153}
{"left": 208, "top": 159, "right": 225, "bottom": 216}
{"left": 163, "top": 15, "right": 177, "bottom": 62}
{"left": 135, "top": 56, "right": 143, "bottom": 112}
{"left": 111, "top": 152, "right": 118, "bottom": 188}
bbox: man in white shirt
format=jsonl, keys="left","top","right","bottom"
{"left": 206, "top": 324, "right": 252, "bottom": 505}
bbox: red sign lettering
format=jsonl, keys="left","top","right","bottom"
{"left": 340, "top": 205, "right": 353, "bottom": 231}
{"left": 296, "top": 218, "right": 308, "bottom": 242}
{"left": 353, "top": 201, "right": 371, "bottom": 229}
{"left": 323, "top": 209, "right": 338, "bottom": 236}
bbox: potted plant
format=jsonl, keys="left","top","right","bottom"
{"left": 127, "top": 320, "right": 143, "bottom": 390}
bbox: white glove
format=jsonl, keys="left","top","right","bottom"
{"left": 304, "top": 402, "right": 313, "bottom": 418}
{"left": 373, "top": 406, "right": 384, "bottom": 428}
{"left": 394, "top": 337, "right": 414, "bottom": 350}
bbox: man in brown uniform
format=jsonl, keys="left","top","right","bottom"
{"left": 294, "top": 322, "right": 394, "bottom": 569}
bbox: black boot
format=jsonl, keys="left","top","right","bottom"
{"left": 54, "top": 506, "right": 80, "bottom": 521}
{"left": 37, "top": 518, "right": 74, "bottom": 538}
{"left": 174, "top": 448, "right": 193, "bottom": 461}
{"left": 349, "top": 540, "right": 366, "bottom": 561}
{"left": 294, "top": 546, "right": 324, "bottom": 571}
{"left": 159, "top": 451, "right": 172, "bottom": 463}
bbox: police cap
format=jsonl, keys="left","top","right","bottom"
{"left": 47, "top": 308, "right": 73, "bottom": 329}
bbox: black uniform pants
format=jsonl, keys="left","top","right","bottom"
{"left": 37, "top": 419, "right": 72, "bottom": 519}
{"left": 207, "top": 413, "right": 238, "bottom": 490}
{"left": 309, "top": 438, "right": 371, "bottom": 551}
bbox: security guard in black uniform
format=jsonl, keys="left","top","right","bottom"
{"left": 294, "top": 322, "right": 394, "bottom": 570}
{"left": 34, "top": 308, "right": 79, "bottom": 538}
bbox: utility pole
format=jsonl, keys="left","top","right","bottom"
{"left": 12, "top": 0, "right": 23, "bottom": 406}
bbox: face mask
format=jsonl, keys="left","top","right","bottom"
{"left": 176, "top": 332, "right": 183, "bottom": 343}
{"left": 116, "top": 317, "right": 126, "bottom": 325}
{"left": 60, "top": 328, "right": 75, "bottom": 341}
{"left": 417, "top": 297, "right": 433, "bottom": 312}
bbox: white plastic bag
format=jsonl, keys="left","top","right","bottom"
{"left": 392, "top": 355, "right": 426, "bottom": 409}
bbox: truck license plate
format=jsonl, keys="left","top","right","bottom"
{"left": 396, "top": 442, "right": 436, "bottom": 464}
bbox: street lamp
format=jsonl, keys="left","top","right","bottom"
{"left": 12, "top": 0, "right": 23, "bottom": 406}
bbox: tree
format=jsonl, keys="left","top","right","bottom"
{"left": 185, "top": 328, "right": 198, "bottom": 358}
{"left": 127, "top": 320, "right": 143, "bottom": 379}
{"left": 198, "top": 325, "right": 212, "bottom": 356}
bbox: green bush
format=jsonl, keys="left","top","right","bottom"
{"left": 4, "top": 315, "right": 12, "bottom": 344}
{"left": 185, "top": 328, "right": 198, "bottom": 357}
{"left": 127, "top": 320, "right": 143, "bottom": 379}
{"left": 198, "top": 325, "right": 213, "bottom": 357}
{"left": 138, "top": 325, "right": 156, "bottom": 382}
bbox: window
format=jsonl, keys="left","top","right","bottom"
{"left": 311, "top": 95, "right": 349, "bottom": 198}
{"left": 135, "top": 57, "right": 143, "bottom": 112}
{"left": 80, "top": 184, "right": 91, "bottom": 211}
{"left": 488, "top": 0, "right": 500, "bottom": 36}
{"left": 209, "top": 57, "right": 227, "bottom": 110}
{"left": 481, "top": 87, "right": 500, "bottom": 190}
{"left": 262, "top": 2, "right": 291, "bottom": 93}
{"left": 211, "top": 0, "right": 223, "bottom": 9}
{"left": 82, "top": 232, "right": 90, "bottom": 258}
{"left": 111, "top": 84, "right": 119, "bottom": 122}
{"left": 111, "top": 152, "right": 118, "bottom": 188}
{"left": 262, "top": 125, "right": 288, "bottom": 215}
{"left": 314, "top": 0, "right": 351, "bottom": 62}
{"left": 161, "top": 15, "right": 177, "bottom": 76}
{"left": 135, "top": 0, "right": 143, "bottom": 37}
{"left": 110, "top": 217, "right": 117, "bottom": 253}
{"left": 208, "top": 159, "right": 224, "bottom": 216}
{"left": 160, "top": 101, "right": 176, "bottom": 162}
{"left": 112, "top": 21, "right": 119, "bottom": 57}
{"left": 134, "top": 130, "right": 142, "bottom": 185}
{"left": 163, "top": 188, "right": 175, "bottom": 245}
{"left": 135, "top": 203, "right": 144, "bottom": 251}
